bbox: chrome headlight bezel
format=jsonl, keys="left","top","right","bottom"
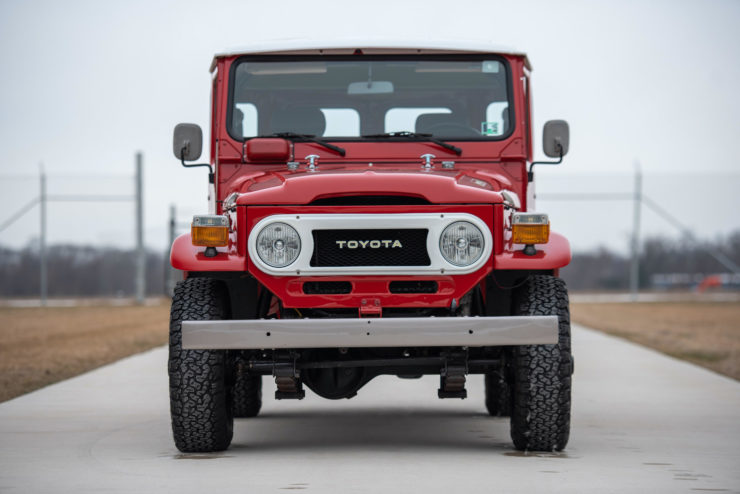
{"left": 438, "top": 220, "right": 485, "bottom": 267}
{"left": 255, "top": 222, "right": 301, "bottom": 268}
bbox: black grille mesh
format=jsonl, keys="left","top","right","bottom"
{"left": 310, "top": 229, "right": 430, "bottom": 267}
{"left": 303, "top": 281, "right": 352, "bottom": 294}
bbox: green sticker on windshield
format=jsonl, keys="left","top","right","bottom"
{"left": 481, "top": 122, "right": 499, "bottom": 136}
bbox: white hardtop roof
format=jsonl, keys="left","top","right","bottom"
{"left": 210, "top": 39, "right": 530, "bottom": 72}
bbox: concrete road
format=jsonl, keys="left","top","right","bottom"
{"left": 0, "top": 325, "right": 738, "bottom": 493}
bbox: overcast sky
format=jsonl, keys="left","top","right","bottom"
{"left": 1, "top": 0, "right": 739, "bottom": 255}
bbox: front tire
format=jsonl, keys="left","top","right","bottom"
{"left": 168, "top": 278, "right": 234, "bottom": 452}
{"left": 510, "top": 275, "right": 572, "bottom": 451}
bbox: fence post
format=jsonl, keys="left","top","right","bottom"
{"left": 630, "top": 163, "right": 642, "bottom": 301}
{"left": 135, "top": 152, "right": 145, "bottom": 304}
{"left": 40, "top": 165, "right": 48, "bottom": 306}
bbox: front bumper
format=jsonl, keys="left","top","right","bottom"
{"left": 181, "top": 315, "right": 559, "bottom": 350}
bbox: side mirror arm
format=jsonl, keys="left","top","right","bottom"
{"left": 180, "top": 147, "right": 214, "bottom": 184}
{"left": 527, "top": 145, "right": 563, "bottom": 183}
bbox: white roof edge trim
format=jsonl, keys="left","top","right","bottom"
{"left": 209, "top": 39, "right": 531, "bottom": 72}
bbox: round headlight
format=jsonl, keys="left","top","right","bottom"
{"left": 256, "top": 222, "right": 301, "bottom": 267}
{"left": 439, "top": 221, "right": 485, "bottom": 267}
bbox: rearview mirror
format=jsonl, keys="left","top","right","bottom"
{"left": 543, "top": 120, "right": 569, "bottom": 158}
{"left": 173, "top": 123, "right": 203, "bottom": 161}
{"left": 347, "top": 81, "right": 394, "bottom": 95}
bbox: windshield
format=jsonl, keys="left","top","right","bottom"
{"left": 227, "top": 56, "right": 512, "bottom": 141}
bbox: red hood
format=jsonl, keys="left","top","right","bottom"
{"left": 231, "top": 167, "right": 515, "bottom": 206}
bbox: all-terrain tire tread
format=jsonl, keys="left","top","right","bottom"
{"left": 168, "top": 278, "right": 233, "bottom": 452}
{"left": 510, "top": 275, "right": 571, "bottom": 451}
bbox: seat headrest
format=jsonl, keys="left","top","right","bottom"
{"left": 270, "top": 107, "right": 326, "bottom": 136}
{"left": 501, "top": 108, "right": 510, "bottom": 135}
{"left": 416, "top": 113, "right": 459, "bottom": 133}
{"left": 232, "top": 107, "right": 244, "bottom": 139}
{"left": 416, "top": 113, "right": 478, "bottom": 137}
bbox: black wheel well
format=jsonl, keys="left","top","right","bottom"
{"left": 186, "top": 272, "right": 260, "bottom": 319}
{"left": 484, "top": 269, "right": 554, "bottom": 316}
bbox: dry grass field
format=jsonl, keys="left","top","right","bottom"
{"left": 0, "top": 298, "right": 738, "bottom": 403}
{"left": 0, "top": 302, "right": 169, "bottom": 402}
{"left": 571, "top": 301, "right": 740, "bottom": 381}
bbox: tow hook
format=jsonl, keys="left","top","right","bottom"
{"left": 359, "top": 299, "right": 382, "bottom": 318}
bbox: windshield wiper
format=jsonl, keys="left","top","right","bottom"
{"left": 362, "top": 131, "right": 462, "bottom": 156}
{"left": 261, "top": 132, "right": 346, "bottom": 157}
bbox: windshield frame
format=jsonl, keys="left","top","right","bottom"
{"left": 225, "top": 54, "right": 516, "bottom": 143}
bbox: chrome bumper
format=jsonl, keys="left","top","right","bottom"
{"left": 181, "top": 315, "right": 559, "bottom": 350}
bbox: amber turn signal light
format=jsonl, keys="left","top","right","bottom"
{"left": 511, "top": 213, "right": 550, "bottom": 244}
{"left": 191, "top": 215, "right": 229, "bottom": 247}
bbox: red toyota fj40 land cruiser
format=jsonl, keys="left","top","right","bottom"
{"left": 169, "top": 42, "right": 572, "bottom": 453}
